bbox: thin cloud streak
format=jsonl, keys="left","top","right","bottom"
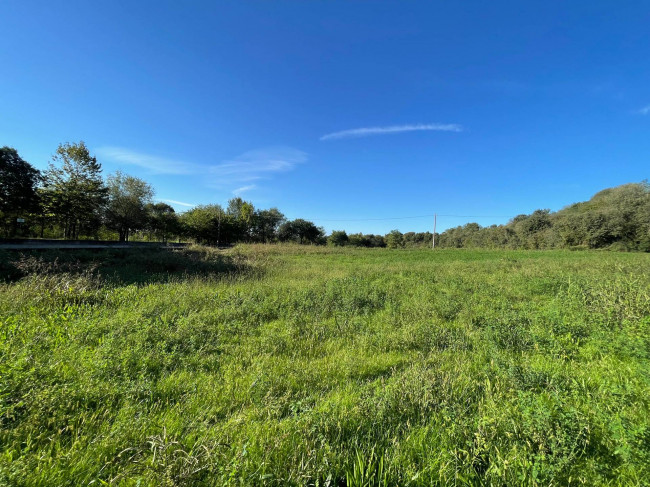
{"left": 96, "top": 146, "right": 198, "bottom": 174}
{"left": 320, "top": 123, "right": 463, "bottom": 140}
{"left": 209, "top": 147, "right": 307, "bottom": 183}
{"left": 232, "top": 184, "right": 257, "bottom": 195}
{"left": 96, "top": 145, "right": 307, "bottom": 193}
{"left": 638, "top": 104, "right": 650, "bottom": 115}
{"left": 160, "top": 199, "right": 195, "bottom": 208}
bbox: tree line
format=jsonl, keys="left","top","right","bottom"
{"left": 289, "top": 183, "right": 649, "bottom": 252}
{"left": 435, "top": 182, "right": 649, "bottom": 251}
{"left": 2, "top": 143, "right": 648, "bottom": 250}
{"left": 0, "top": 143, "right": 330, "bottom": 244}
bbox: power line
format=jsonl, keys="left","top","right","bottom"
{"left": 309, "top": 214, "right": 434, "bottom": 222}
{"left": 307, "top": 213, "right": 515, "bottom": 222}
{"left": 437, "top": 214, "right": 515, "bottom": 218}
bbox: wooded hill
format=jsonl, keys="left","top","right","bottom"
{"left": 435, "top": 182, "right": 649, "bottom": 251}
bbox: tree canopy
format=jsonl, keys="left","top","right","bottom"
{"left": 105, "top": 172, "right": 154, "bottom": 242}
{"left": 328, "top": 230, "right": 349, "bottom": 246}
{"left": 0, "top": 147, "right": 40, "bottom": 236}
{"left": 278, "top": 219, "right": 326, "bottom": 244}
{"left": 41, "top": 142, "right": 107, "bottom": 239}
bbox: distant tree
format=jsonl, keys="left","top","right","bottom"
{"left": 104, "top": 172, "right": 154, "bottom": 241}
{"left": 180, "top": 204, "right": 241, "bottom": 245}
{"left": 328, "top": 230, "right": 349, "bottom": 246}
{"left": 146, "top": 202, "right": 179, "bottom": 242}
{"left": 555, "top": 213, "right": 585, "bottom": 247}
{"left": 403, "top": 231, "right": 432, "bottom": 247}
{"left": 526, "top": 209, "right": 552, "bottom": 232}
{"left": 367, "top": 234, "right": 386, "bottom": 248}
{"left": 181, "top": 205, "right": 222, "bottom": 245}
{"left": 278, "top": 219, "right": 325, "bottom": 244}
{"left": 227, "top": 197, "right": 255, "bottom": 241}
{"left": 403, "top": 232, "right": 417, "bottom": 246}
{"left": 385, "top": 229, "right": 405, "bottom": 249}
{"left": 277, "top": 220, "right": 298, "bottom": 243}
{"left": 41, "top": 142, "right": 107, "bottom": 239}
{"left": 438, "top": 226, "right": 463, "bottom": 248}
{"left": 348, "top": 233, "right": 371, "bottom": 247}
{"left": 226, "top": 197, "right": 245, "bottom": 219}
{"left": 252, "top": 208, "right": 285, "bottom": 242}
{"left": 583, "top": 212, "right": 616, "bottom": 248}
{"left": 511, "top": 214, "right": 528, "bottom": 224}
{"left": 0, "top": 147, "right": 41, "bottom": 236}
{"left": 513, "top": 209, "right": 552, "bottom": 249}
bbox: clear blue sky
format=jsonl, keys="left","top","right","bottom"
{"left": 2, "top": 1, "right": 648, "bottom": 234}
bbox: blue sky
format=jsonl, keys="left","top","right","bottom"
{"left": 2, "top": 1, "right": 648, "bottom": 234}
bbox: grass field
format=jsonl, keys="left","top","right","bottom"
{"left": 1, "top": 245, "right": 649, "bottom": 486}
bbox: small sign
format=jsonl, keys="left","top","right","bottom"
{"left": 16, "top": 218, "right": 25, "bottom": 223}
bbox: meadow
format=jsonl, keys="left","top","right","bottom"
{"left": 1, "top": 245, "right": 649, "bottom": 486}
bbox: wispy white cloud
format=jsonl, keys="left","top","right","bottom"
{"left": 210, "top": 147, "right": 307, "bottom": 184}
{"left": 96, "top": 145, "right": 306, "bottom": 194}
{"left": 160, "top": 199, "right": 195, "bottom": 208}
{"left": 95, "top": 146, "right": 199, "bottom": 174}
{"left": 638, "top": 104, "right": 650, "bottom": 115}
{"left": 232, "top": 184, "right": 257, "bottom": 195}
{"left": 320, "top": 123, "right": 463, "bottom": 141}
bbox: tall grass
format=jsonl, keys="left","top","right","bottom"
{"left": 1, "top": 246, "right": 648, "bottom": 485}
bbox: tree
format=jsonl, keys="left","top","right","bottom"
{"left": 403, "top": 231, "right": 432, "bottom": 247}
{"left": 181, "top": 205, "right": 220, "bottom": 245}
{"left": 41, "top": 142, "right": 107, "bottom": 239}
{"left": 0, "top": 147, "right": 41, "bottom": 236}
{"left": 278, "top": 219, "right": 325, "bottom": 244}
{"left": 180, "top": 204, "right": 241, "bottom": 245}
{"left": 385, "top": 230, "right": 405, "bottom": 249}
{"left": 227, "top": 197, "right": 255, "bottom": 241}
{"left": 277, "top": 220, "right": 298, "bottom": 243}
{"left": 328, "top": 230, "right": 349, "bottom": 246}
{"left": 366, "top": 234, "right": 386, "bottom": 248}
{"left": 105, "top": 171, "right": 154, "bottom": 242}
{"left": 146, "top": 202, "right": 179, "bottom": 243}
{"left": 252, "top": 208, "right": 285, "bottom": 243}
{"left": 348, "top": 233, "right": 370, "bottom": 247}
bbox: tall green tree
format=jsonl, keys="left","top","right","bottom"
{"left": 181, "top": 204, "right": 239, "bottom": 245}
{"left": 41, "top": 142, "right": 107, "bottom": 239}
{"left": 105, "top": 172, "right": 154, "bottom": 242}
{"left": 227, "top": 197, "right": 255, "bottom": 241}
{"left": 0, "top": 147, "right": 41, "bottom": 236}
{"left": 252, "top": 208, "right": 285, "bottom": 242}
{"left": 146, "top": 202, "right": 179, "bottom": 243}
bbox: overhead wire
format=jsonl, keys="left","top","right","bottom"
{"left": 306, "top": 213, "right": 515, "bottom": 222}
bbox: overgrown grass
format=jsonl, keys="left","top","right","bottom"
{"left": 1, "top": 245, "right": 649, "bottom": 485}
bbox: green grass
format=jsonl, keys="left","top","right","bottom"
{"left": 1, "top": 245, "right": 649, "bottom": 486}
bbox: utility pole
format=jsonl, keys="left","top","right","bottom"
{"left": 217, "top": 210, "right": 221, "bottom": 247}
{"left": 432, "top": 213, "right": 437, "bottom": 249}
